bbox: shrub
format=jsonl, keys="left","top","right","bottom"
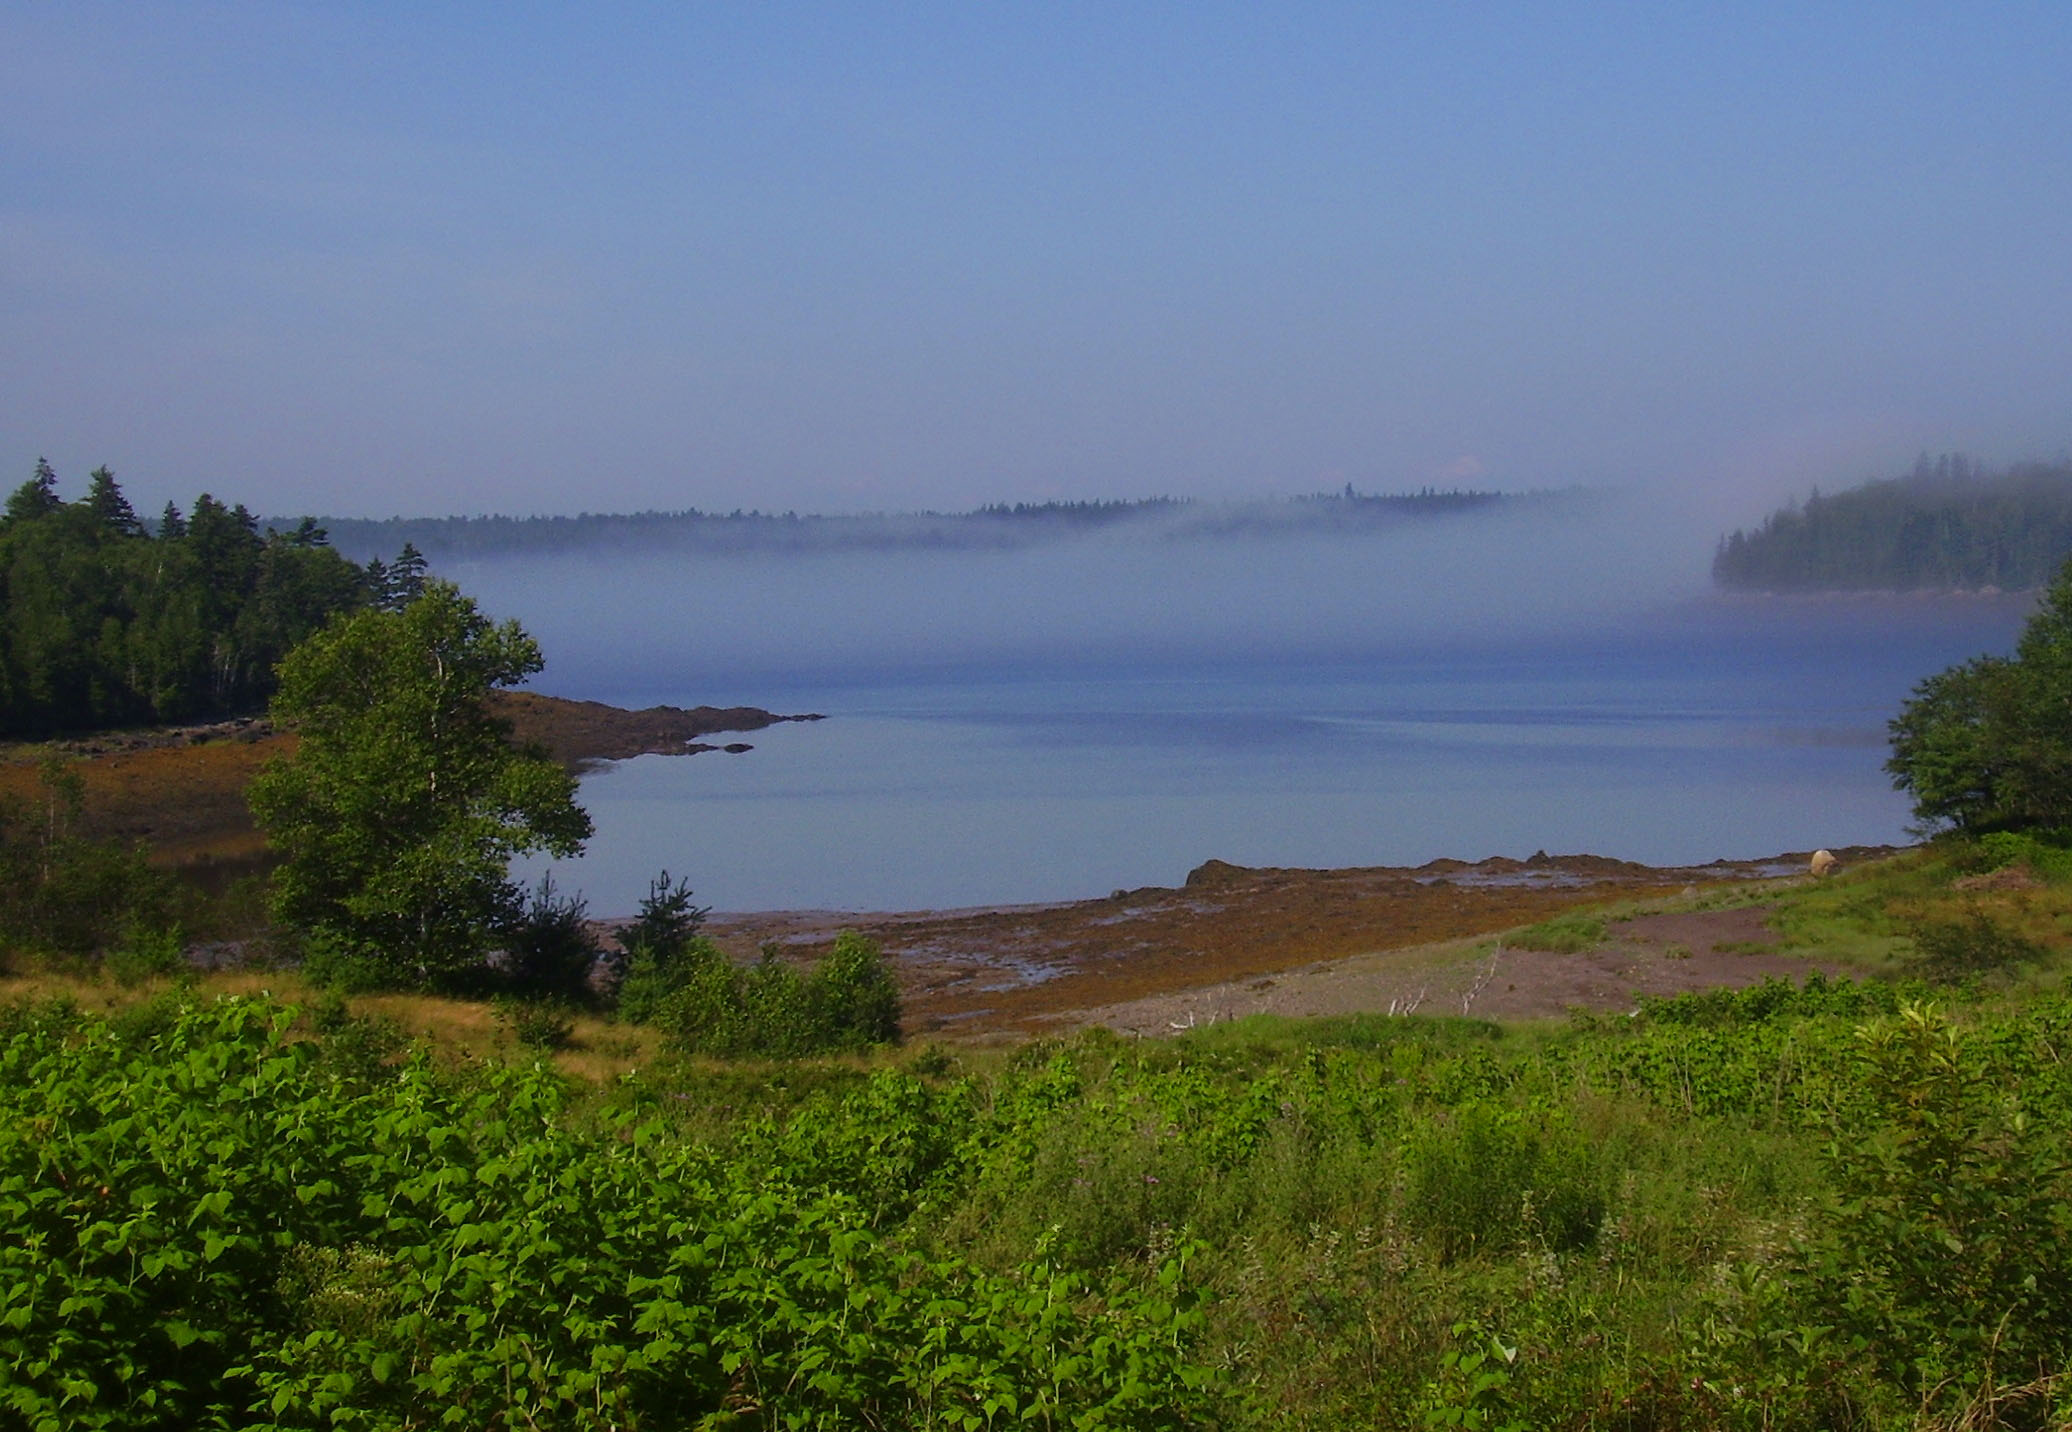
{"left": 1974, "top": 829, "right": 2072, "bottom": 881}
{"left": 612, "top": 870, "right": 710, "bottom": 1022}
{"left": 0, "top": 766, "right": 182, "bottom": 963}
{"left": 808, "top": 929, "right": 903, "bottom": 1051}
{"left": 497, "top": 875, "right": 600, "bottom": 1001}
{"left": 1402, "top": 1103, "right": 1604, "bottom": 1260}
{"left": 0, "top": 996, "right": 1219, "bottom": 1429}
{"left": 1799, "top": 1004, "right": 2072, "bottom": 1410}
{"left": 104, "top": 924, "right": 187, "bottom": 987}
{"left": 493, "top": 995, "right": 577, "bottom": 1051}
{"left": 637, "top": 933, "right": 903, "bottom": 1058}
{"left": 1909, "top": 907, "right": 2045, "bottom": 983}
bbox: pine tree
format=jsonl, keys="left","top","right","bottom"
{"left": 83, "top": 466, "right": 141, "bottom": 535}
{"left": 383, "top": 542, "right": 429, "bottom": 610}
{"left": 3, "top": 458, "right": 62, "bottom": 526}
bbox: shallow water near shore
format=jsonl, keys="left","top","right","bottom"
{"left": 508, "top": 593, "right": 2034, "bottom": 915}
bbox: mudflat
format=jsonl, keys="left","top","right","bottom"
{"left": 706, "top": 847, "right": 1890, "bottom": 1039}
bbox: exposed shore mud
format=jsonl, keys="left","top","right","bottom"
{"left": 706, "top": 847, "right": 1898, "bottom": 1040}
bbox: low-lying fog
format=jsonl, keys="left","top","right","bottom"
{"left": 456, "top": 496, "right": 1723, "bottom": 695}
{"left": 467, "top": 498, "right": 2034, "bottom": 913}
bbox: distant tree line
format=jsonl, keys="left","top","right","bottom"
{"left": 0, "top": 459, "right": 425, "bottom": 738}
{"left": 1714, "top": 455, "right": 2072, "bottom": 592}
{"left": 301, "top": 488, "right": 1540, "bottom": 563}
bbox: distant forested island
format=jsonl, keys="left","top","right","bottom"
{"left": 297, "top": 487, "right": 1554, "bottom": 563}
{"left": 1714, "top": 455, "right": 2072, "bottom": 592}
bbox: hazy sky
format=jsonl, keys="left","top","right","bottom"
{"left": 4, "top": 4, "right": 2069, "bottom": 524}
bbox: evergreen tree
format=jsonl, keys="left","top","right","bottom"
{"left": 3, "top": 458, "right": 62, "bottom": 526}
{"left": 383, "top": 542, "right": 429, "bottom": 610}
{"left": 0, "top": 460, "right": 369, "bottom": 736}
{"left": 82, "top": 466, "right": 141, "bottom": 535}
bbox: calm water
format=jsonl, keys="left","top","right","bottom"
{"left": 509, "top": 596, "right": 2033, "bottom": 914}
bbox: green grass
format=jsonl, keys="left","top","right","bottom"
{"left": 1507, "top": 910, "right": 1608, "bottom": 953}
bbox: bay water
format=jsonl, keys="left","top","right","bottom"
{"left": 466, "top": 534, "right": 2031, "bottom": 913}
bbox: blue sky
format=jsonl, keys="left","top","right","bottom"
{"left": 3, "top": 4, "right": 2069, "bottom": 522}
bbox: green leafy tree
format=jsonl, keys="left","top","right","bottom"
{"left": 248, "top": 581, "right": 592, "bottom": 987}
{"left": 1890, "top": 559, "right": 2072, "bottom": 834}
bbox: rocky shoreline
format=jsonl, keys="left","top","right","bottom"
{"left": 484, "top": 691, "right": 823, "bottom": 769}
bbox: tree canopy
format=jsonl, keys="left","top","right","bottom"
{"left": 0, "top": 459, "right": 374, "bottom": 736}
{"left": 1716, "top": 455, "right": 2072, "bottom": 592}
{"left": 1888, "top": 560, "right": 2072, "bottom": 834}
{"left": 248, "top": 581, "right": 591, "bottom": 987}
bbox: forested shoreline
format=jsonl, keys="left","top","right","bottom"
{"left": 300, "top": 486, "right": 1536, "bottom": 562}
{"left": 0, "top": 461, "right": 417, "bottom": 739}
{"left": 1714, "top": 455, "right": 2072, "bottom": 592}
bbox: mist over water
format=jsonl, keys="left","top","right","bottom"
{"left": 473, "top": 507, "right": 2036, "bottom": 913}
{"left": 456, "top": 497, "right": 1702, "bottom": 690}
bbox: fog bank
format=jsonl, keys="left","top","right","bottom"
{"left": 456, "top": 494, "right": 1714, "bottom": 697}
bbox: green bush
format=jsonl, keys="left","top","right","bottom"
{"left": 1974, "top": 829, "right": 2072, "bottom": 881}
{"left": 0, "top": 766, "right": 182, "bottom": 964}
{"left": 1799, "top": 1003, "right": 2072, "bottom": 1414}
{"left": 103, "top": 924, "right": 187, "bottom": 987}
{"left": 611, "top": 870, "right": 708, "bottom": 1024}
{"left": 631, "top": 931, "right": 903, "bottom": 1058}
{"left": 0, "top": 997, "right": 1216, "bottom": 1429}
{"left": 496, "top": 876, "right": 600, "bottom": 1001}
{"left": 811, "top": 929, "right": 903, "bottom": 1050}
{"left": 492, "top": 995, "right": 577, "bottom": 1050}
{"left": 1402, "top": 1103, "right": 1605, "bottom": 1261}
{"left": 1909, "top": 907, "right": 2045, "bottom": 983}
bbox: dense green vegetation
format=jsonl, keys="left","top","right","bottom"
{"left": 0, "top": 996, "right": 1210, "bottom": 1430}
{"left": 1713, "top": 455, "right": 2072, "bottom": 591}
{"left": 1888, "top": 557, "right": 2072, "bottom": 834}
{"left": 0, "top": 460, "right": 382, "bottom": 738}
{"left": 615, "top": 877, "right": 904, "bottom": 1057}
{"left": 0, "top": 757, "right": 189, "bottom": 971}
{"left": 11, "top": 900, "right": 2072, "bottom": 1429}
{"left": 18, "top": 451, "right": 2072, "bottom": 1424}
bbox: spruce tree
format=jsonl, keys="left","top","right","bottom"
{"left": 3, "top": 458, "right": 62, "bottom": 526}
